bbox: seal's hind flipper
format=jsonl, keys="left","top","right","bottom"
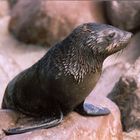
{"left": 74, "top": 102, "right": 110, "bottom": 116}
{"left": 3, "top": 111, "right": 63, "bottom": 135}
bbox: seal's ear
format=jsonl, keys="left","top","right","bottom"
{"left": 82, "top": 25, "right": 92, "bottom": 32}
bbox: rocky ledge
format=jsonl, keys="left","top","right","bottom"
{"left": 0, "top": 96, "right": 122, "bottom": 140}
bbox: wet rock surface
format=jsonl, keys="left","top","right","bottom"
{"left": 104, "top": 1, "right": 140, "bottom": 32}
{"left": 8, "top": 0, "right": 106, "bottom": 46}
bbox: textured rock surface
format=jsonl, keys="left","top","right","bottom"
{"left": 104, "top": 1, "right": 140, "bottom": 31}
{"left": 108, "top": 58, "right": 140, "bottom": 139}
{"left": 8, "top": 0, "right": 106, "bottom": 46}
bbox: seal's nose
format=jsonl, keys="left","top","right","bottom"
{"left": 125, "top": 32, "right": 133, "bottom": 39}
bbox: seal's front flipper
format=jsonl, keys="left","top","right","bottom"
{"left": 74, "top": 102, "right": 110, "bottom": 116}
{"left": 3, "top": 111, "right": 63, "bottom": 135}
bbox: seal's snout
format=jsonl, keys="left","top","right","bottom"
{"left": 121, "top": 31, "right": 133, "bottom": 44}
{"left": 125, "top": 32, "right": 133, "bottom": 40}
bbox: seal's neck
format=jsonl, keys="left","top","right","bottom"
{"left": 60, "top": 41, "right": 103, "bottom": 83}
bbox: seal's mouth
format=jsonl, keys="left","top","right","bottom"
{"left": 106, "top": 32, "right": 133, "bottom": 55}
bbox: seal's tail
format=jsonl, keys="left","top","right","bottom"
{"left": 3, "top": 111, "right": 63, "bottom": 135}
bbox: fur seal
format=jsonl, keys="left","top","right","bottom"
{"left": 2, "top": 23, "right": 133, "bottom": 135}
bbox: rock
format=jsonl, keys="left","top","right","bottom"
{"left": 0, "top": 96, "right": 122, "bottom": 140}
{"left": 0, "top": 110, "right": 18, "bottom": 137}
{"left": 104, "top": 1, "right": 140, "bottom": 32}
{"left": 108, "top": 58, "right": 140, "bottom": 132}
{"left": 0, "top": 1, "right": 9, "bottom": 18}
{"left": 8, "top": 0, "right": 106, "bottom": 46}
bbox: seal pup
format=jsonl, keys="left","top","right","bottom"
{"left": 2, "top": 23, "right": 133, "bottom": 135}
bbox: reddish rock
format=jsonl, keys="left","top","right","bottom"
{"left": 0, "top": 96, "right": 122, "bottom": 140}
{"left": 8, "top": 0, "right": 106, "bottom": 46}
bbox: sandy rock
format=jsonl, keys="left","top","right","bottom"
{"left": 104, "top": 1, "right": 140, "bottom": 31}
{"left": 8, "top": 0, "right": 106, "bottom": 46}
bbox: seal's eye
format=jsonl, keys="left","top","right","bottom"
{"left": 106, "top": 32, "right": 116, "bottom": 41}
{"left": 108, "top": 32, "right": 115, "bottom": 38}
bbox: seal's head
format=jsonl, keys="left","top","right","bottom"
{"left": 68, "top": 23, "right": 133, "bottom": 58}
